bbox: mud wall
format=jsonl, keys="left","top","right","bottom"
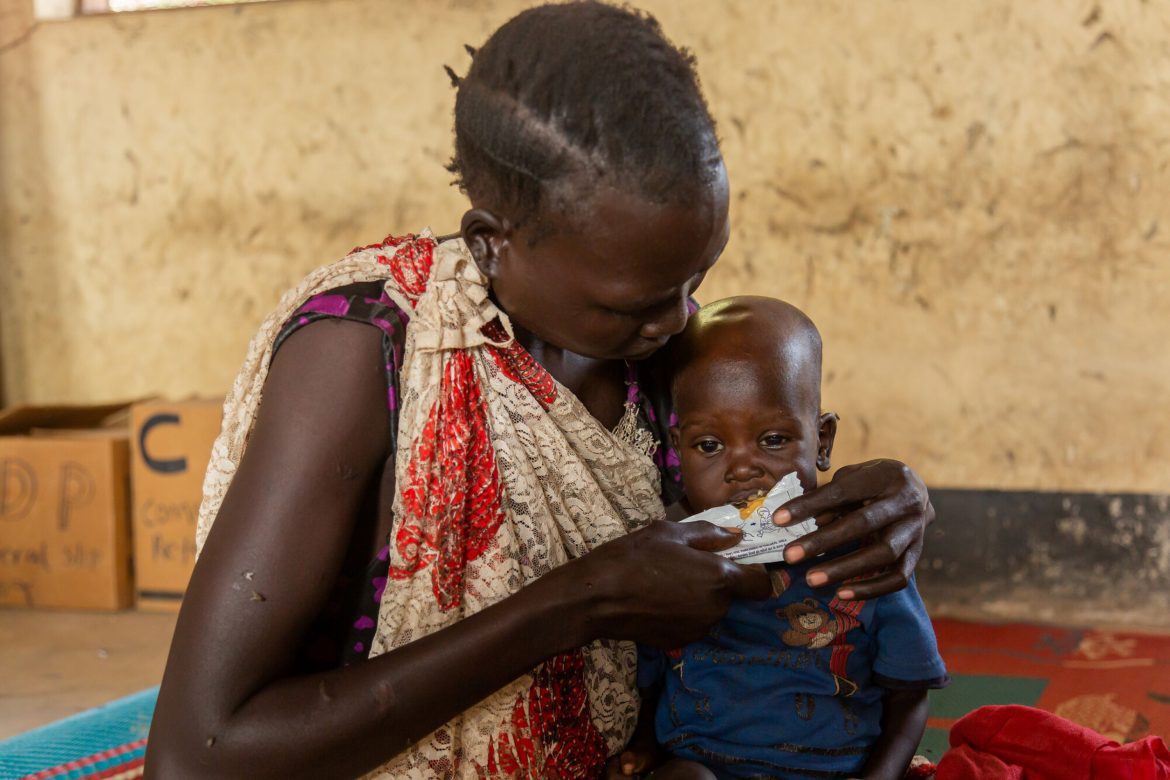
{"left": 2, "top": 0, "right": 1167, "bottom": 495}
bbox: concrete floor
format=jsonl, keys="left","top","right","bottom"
{"left": 0, "top": 608, "right": 178, "bottom": 740}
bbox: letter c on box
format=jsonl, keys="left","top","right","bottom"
{"left": 140, "top": 413, "right": 187, "bottom": 474}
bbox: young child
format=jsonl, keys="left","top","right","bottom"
{"left": 618, "top": 296, "right": 949, "bottom": 780}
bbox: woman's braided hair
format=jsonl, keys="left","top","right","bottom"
{"left": 448, "top": 1, "right": 720, "bottom": 233}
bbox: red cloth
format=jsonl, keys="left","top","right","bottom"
{"left": 935, "top": 705, "right": 1170, "bottom": 780}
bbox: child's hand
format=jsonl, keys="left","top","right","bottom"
{"left": 604, "top": 743, "right": 660, "bottom": 778}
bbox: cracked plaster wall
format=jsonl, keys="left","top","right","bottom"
{"left": 1, "top": 0, "right": 1168, "bottom": 493}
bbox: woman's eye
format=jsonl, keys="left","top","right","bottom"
{"left": 602, "top": 302, "right": 648, "bottom": 319}
{"left": 696, "top": 439, "right": 723, "bottom": 454}
{"left": 761, "top": 434, "right": 790, "bottom": 448}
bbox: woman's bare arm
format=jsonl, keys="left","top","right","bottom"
{"left": 146, "top": 319, "right": 770, "bottom": 779}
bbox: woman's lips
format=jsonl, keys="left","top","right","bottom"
{"left": 626, "top": 337, "right": 670, "bottom": 360}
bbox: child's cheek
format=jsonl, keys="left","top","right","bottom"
{"left": 680, "top": 454, "right": 722, "bottom": 512}
{"left": 678, "top": 452, "right": 703, "bottom": 489}
{"left": 765, "top": 452, "right": 815, "bottom": 492}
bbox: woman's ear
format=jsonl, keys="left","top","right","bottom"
{"left": 816, "top": 412, "right": 839, "bottom": 472}
{"left": 460, "top": 208, "right": 508, "bottom": 280}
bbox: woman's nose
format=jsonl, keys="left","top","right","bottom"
{"left": 638, "top": 295, "right": 689, "bottom": 341}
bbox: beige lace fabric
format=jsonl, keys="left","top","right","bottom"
{"left": 196, "top": 233, "right": 665, "bottom": 778}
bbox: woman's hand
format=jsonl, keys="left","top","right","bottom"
{"left": 566, "top": 519, "right": 773, "bottom": 649}
{"left": 772, "top": 459, "right": 934, "bottom": 600}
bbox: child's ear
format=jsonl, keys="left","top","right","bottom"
{"left": 816, "top": 412, "right": 838, "bottom": 472}
{"left": 460, "top": 208, "right": 509, "bottom": 280}
{"left": 669, "top": 426, "right": 681, "bottom": 451}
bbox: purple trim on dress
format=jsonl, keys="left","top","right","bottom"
{"left": 625, "top": 364, "right": 641, "bottom": 407}
{"left": 664, "top": 447, "right": 681, "bottom": 469}
{"left": 297, "top": 294, "right": 352, "bottom": 318}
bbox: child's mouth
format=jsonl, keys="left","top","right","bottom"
{"left": 729, "top": 487, "right": 769, "bottom": 509}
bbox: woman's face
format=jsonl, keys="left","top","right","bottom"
{"left": 475, "top": 163, "right": 730, "bottom": 361}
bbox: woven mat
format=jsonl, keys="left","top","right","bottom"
{"left": 0, "top": 688, "right": 154, "bottom": 780}
{"left": 919, "top": 618, "right": 1170, "bottom": 761}
{"left": 3, "top": 619, "right": 1168, "bottom": 778}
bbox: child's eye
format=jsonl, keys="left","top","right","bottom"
{"left": 695, "top": 439, "right": 723, "bottom": 454}
{"left": 761, "top": 434, "right": 791, "bottom": 448}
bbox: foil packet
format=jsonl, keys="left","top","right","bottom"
{"left": 679, "top": 472, "right": 816, "bottom": 565}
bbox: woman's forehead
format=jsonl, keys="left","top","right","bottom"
{"left": 549, "top": 184, "right": 727, "bottom": 292}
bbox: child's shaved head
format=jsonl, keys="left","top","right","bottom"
{"left": 671, "top": 296, "right": 823, "bottom": 419}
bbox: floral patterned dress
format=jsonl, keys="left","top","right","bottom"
{"left": 271, "top": 281, "right": 688, "bottom": 670}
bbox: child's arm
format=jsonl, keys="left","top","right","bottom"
{"left": 857, "top": 688, "right": 929, "bottom": 780}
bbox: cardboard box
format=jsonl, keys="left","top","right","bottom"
{"left": 0, "top": 403, "right": 133, "bottom": 609}
{"left": 129, "top": 399, "right": 222, "bottom": 611}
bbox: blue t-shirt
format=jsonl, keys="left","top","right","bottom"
{"left": 638, "top": 562, "right": 948, "bottom": 779}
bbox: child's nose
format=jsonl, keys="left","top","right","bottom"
{"left": 725, "top": 450, "right": 764, "bottom": 482}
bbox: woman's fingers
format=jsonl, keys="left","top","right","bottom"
{"left": 773, "top": 477, "right": 857, "bottom": 527}
{"left": 669, "top": 522, "right": 772, "bottom": 599}
{"left": 786, "top": 496, "right": 905, "bottom": 563}
{"left": 773, "top": 460, "right": 930, "bottom": 582}
{"left": 582, "top": 518, "right": 772, "bottom": 646}
{"left": 720, "top": 559, "right": 773, "bottom": 600}
{"left": 812, "top": 510, "right": 841, "bottom": 528}
{"left": 773, "top": 459, "right": 924, "bottom": 527}
{"left": 666, "top": 522, "right": 771, "bottom": 599}
{"left": 831, "top": 542, "right": 923, "bottom": 601}
{"left": 671, "top": 518, "right": 743, "bottom": 553}
{"left": 799, "top": 521, "right": 925, "bottom": 598}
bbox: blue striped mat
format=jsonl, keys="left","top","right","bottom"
{"left": 0, "top": 688, "right": 156, "bottom": 780}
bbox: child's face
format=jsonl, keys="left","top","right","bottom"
{"left": 671, "top": 357, "right": 836, "bottom": 513}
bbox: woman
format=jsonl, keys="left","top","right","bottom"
{"left": 146, "top": 4, "right": 933, "bottom": 778}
